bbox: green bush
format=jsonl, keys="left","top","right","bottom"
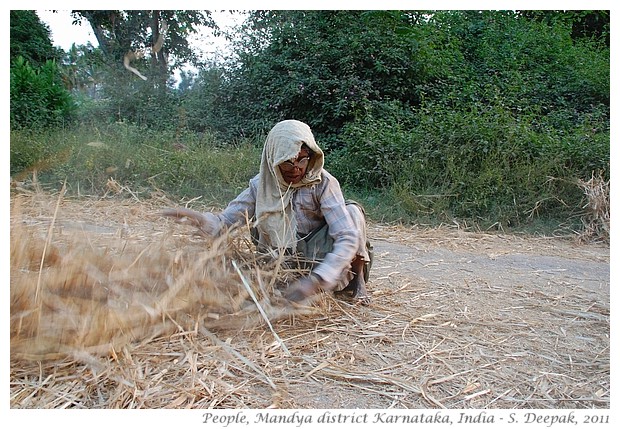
{"left": 328, "top": 97, "right": 608, "bottom": 228}
{"left": 10, "top": 56, "right": 76, "bottom": 130}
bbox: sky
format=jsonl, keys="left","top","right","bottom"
{"left": 37, "top": 10, "right": 99, "bottom": 50}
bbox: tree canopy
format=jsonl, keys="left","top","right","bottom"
{"left": 10, "top": 10, "right": 61, "bottom": 66}
{"left": 73, "top": 10, "right": 218, "bottom": 80}
{"left": 10, "top": 11, "right": 74, "bottom": 129}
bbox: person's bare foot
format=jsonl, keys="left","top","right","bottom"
{"left": 337, "top": 275, "right": 370, "bottom": 305}
{"left": 343, "top": 275, "right": 370, "bottom": 305}
{"left": 350, "top": 276, "right": 370, "bottom": 305}
{"left": 338, "top": 256, "right": 371, "bottom": 305}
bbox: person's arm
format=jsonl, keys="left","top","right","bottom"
{"left": 311, "top": 174, "right": 357, "bottom": 289}
{"left": 285, "top": 172, "right": 358, "bottom": 301}
{"left": 161, "top": 175, "right": 259, "bottom": 236}
{"left": 217, "top": 175, "right": 258, "bottom": 229}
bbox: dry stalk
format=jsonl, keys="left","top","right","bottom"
{"left": 576, "top": 170, "right": 609, "bottom": 243}
{"left": 10, "top": 189, "right": 306, "bottom": 362}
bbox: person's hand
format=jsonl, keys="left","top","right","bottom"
{"left": 284, "top": 274, "right": 325, "bottom": 303}
{"left": 160, "top": 207, "right": 218, "bottom": 236}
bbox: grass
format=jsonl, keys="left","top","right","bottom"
{"left": 10, "top": 123, "right": 262, "bottom": 208}
{"left": 10, "top": 123, "right": 608, "bottom": 239}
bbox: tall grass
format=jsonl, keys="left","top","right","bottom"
{"left": 10, "top": 123, "right": 262, "bottom": 209}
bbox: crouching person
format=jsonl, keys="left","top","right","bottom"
{"left": 161, "top": 119, "right": 372, "bottom": 304}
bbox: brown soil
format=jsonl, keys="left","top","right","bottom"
{"left": 9, "top": 192, "right": 610, "bottom": 409}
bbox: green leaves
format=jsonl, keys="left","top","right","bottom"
{"left": 9, "top": 10, "right": 609, "bottom": 231}
{"left": 212, "top": 10, "right": 431, "bottom": 139}
{"left": 10, "top": 57, "right": 76, "bottom": 130}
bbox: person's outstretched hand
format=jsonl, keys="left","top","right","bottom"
{"left": 284, "top": 274, "right": 325, "bottom": 303}
{"left": 160, "top": 207, "right": 218, "bottom": 236}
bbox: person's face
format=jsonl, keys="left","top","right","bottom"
{"left": 279, "top": 147, "right": 311, "bottom": 184}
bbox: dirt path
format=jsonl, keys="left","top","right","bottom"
{"left": 283, "top": 225, "right": 611, "bottom": 408}
{"left": 10, "top": 195, "right": 610, "bottom": 409}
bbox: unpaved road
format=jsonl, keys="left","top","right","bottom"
{"left": 371, "top": 224, "right": 609, "bottom": 298}
{"left": 283, "top": 224, "right": 611, "bottom": 408}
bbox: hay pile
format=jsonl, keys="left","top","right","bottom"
{"left": 10, "top": 188, "right": 307, "bottom": 362}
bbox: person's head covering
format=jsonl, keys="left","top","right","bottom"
{"left": 255, "top": 120, "right": 324, "bottom": 251}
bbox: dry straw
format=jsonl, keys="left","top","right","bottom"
{"left": 10, "top": 180, "right": 609, "bottom": 409}
{"left": 576, "top": 170, "right": 610, "bottom": 243}
{"left": 10, "top": 186, "right": 307, "bottom": 363}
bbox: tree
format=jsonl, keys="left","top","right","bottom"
{"left": 65, "top": 10, "right": 219, "bottom": 127}
{"left": 10, "top": 11, "right": 74, "bottom": 129}
{"left": 61, "top": 43, "right": 105, "bottom": 98}
{"left": 518, "top": 10, "right": 610, "bottom": 46}
{"left": 10, "top": 57, "right": 76, "bottom": 129}
{"left": 216, "top": 10, "right": 433, "bottom": 141}
{"left": 71, "top": 11, "right": 217, "bottom": 86}
{"left": 10, "top": 10, "right": 62, "bottom": 66}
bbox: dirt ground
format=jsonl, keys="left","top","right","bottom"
{"left": 9, "top": 193, "right": 610, "bottom": 409}
{"left": 273, "top": 224, "right": 611, "bottom": 409}
{"left": 354, "top": 224, "right": 610, "bottom": 408}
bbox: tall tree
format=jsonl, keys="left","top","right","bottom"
{"left": 218, "top": 10, "right": 433, "bottom": 140}
{"left": 72, "top": 10, "right": 217, "bottom": 88}
{"left": 10, "top": 10, "right": 74, "bottom": 129}
{"left": 10, "top": 10, "right": 61, "bottom": 66}
{"left": 61, "top": 43, "right": 104, "bottom": 98}
{"left": 66, "top": 10, "right": 219, "bottom": 126}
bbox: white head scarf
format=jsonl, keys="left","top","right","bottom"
{"left": 255, "top": 120, "right": 324, "bottom": 251}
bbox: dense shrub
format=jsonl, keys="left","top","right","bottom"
{"left": 10, "top": 57, "right": 76, "bottom": 130}
{"left": 329, "top": 96, "right": 608, "bottom": 227}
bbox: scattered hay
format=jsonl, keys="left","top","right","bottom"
{"left": 10, "top": 187, "right": 609, "bottom": 409}
{"left": 10, "top": 189, "right": 308, "bottom": 362}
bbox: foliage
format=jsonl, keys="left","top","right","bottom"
{"left": 60, "top": 43, "right": 106, "bottom": 98}
{"left": 68, "top": 10, "right": 218, "bottom": 127}
{"left": 10, "top": 11, "right": 74, "bottom": 129}
{"left": 10, "top": 10, "right": 62, "bottom": 67}
{"left": 180, "top": 66, "right": 247, "bottom": 139}
{"left": 10, "top": 57, "right": 76, "bottom": 130}
{"left": 323, "top": 11, "right": 609, "bottom": 227}
{"left": 9, "top": 10, "right": 610, "bottom": 232}
{"left": 422, "top": 11, "right": 609, "bottom": 116}
{"left": 74, "top": 10, "right": 217, "bottom": 72}
{"left": 207, "top": 10, "right": 437, "bottom": 142}
{"left": 517, "top": 10, "right": 610, "bottom": 46}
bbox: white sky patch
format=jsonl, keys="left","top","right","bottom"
{"left": 36, "top": 10, "right": 98, "bottom": 50}
{"left": 36, "top": 9, "right": 244, "bottom": 83}
{"left": 35, "top": 9, "right": 246, "bottom": 86}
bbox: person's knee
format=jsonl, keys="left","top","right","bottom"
{"left": 346, "top": 203, "right": 365, "bottom": 222}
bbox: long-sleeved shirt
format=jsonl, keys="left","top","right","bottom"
{"left": 208, "top": 169, "right": 358, "bottom": 288}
